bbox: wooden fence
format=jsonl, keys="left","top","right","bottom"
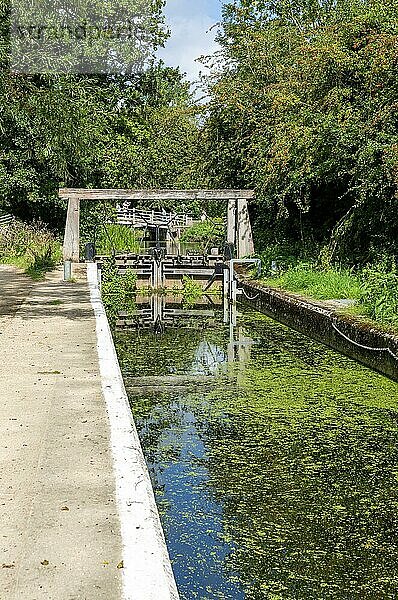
{"left": 116, "top": 207, "right": 195, "bottom": 229}
{"left": 0, "top": 214, "right": 12, "bottom": 226}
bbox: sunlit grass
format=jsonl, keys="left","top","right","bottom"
{"left": 263, "top": 265, "right": 361, "bottom": 300}
{"left": 262, "top": 261, "right": 398, "bottom": 331}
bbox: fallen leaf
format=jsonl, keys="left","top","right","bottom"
{"left": 41, "top": 560, "right": 49, "bottom": 566}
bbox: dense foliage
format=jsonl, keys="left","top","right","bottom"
{"left": 91, "top": 66, "right": 202, "bottom": 199}
{"left": 201, "top": 0, "right": 398, "bottom": 263}
{"left": 0, "top": 66, "right": 202, "bottom": 229}
{"left": 0, "top": 0, "right": 201, "bottom": 229}
{"left": 180, "top": 219, "right": 225, "bottom": 253}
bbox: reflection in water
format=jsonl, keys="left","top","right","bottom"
{"left": 151, "top": 405, "right": 245, "bottom": 599}
{"left": 115, "top": 301, "right": 398, "bottom": 600}
{"left": 118, "top": 294, "right": 222, "bottom": 331}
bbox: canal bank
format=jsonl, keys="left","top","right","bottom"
{"left": 0, "top": 264, "right": 177, "bottom": 600}
{"left": 239, "top": 279, "right": 398, "bottom": 381}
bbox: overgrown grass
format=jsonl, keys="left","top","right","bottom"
{"left": 95, "top": 224, "right": 142, "bottom": 255}
{"left": 260, "top": 253, "right": 398, "bottom": 329}
{"left": 0, "top": 219, "right": 61, "bottom": 279}
{"left": 360, "top": 259, "right": 398, "bottom": 327}
{"left": 263, "top": 265, "right": 361, "bottom": 301}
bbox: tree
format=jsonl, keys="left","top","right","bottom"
{"left": 0, "top": 0, "right": 194, "bottom": 229}
{"left": 202, "top": 0, "right": 398, "bottom": 263}
{"left": 93, "top": 64, "right": 203, "bottom": 205}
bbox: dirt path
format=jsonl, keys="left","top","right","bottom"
{"left": 0, "top": 265, "right": 122, "bottom": 600}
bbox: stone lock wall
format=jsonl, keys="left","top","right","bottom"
{"left": 239, "top": 281, "right": 398, "bottom": 382}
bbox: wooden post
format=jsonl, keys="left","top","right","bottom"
{"left": 152, "top": 258, "right": 163, "bottom": 288}
{"left": 63, "top": 197, "right": 80, "bottom": 262}
{"left": 227, "top": 199, "right": 236, "bottom": 247}
{"left": 165, "top": 228, "right": 175, "bottom": 255}
{"left": 237, "top": 198, "right": 255, "bottom": 258}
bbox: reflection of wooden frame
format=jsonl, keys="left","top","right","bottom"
{"left": 59, "top": 188, "right": 255, "bottom": 262}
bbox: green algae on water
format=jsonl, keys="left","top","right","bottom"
{"left": 115, "top": 306, "right": 398, "bottom": 600}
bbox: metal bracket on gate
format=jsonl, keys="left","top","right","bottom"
{"left": 224, "top": 259, "right": 261, "bottom": 303}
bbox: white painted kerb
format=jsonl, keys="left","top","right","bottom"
{"left": 87, "top": 263, "right": 179, "bottom": 600}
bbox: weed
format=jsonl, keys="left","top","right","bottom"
{"left": 359, "top": 258, "right": 398, "bottom": 326}
{"left": 101, "top": 257, "right": 137, "bottom": 326}
{"left": 181, "top": 276, "right": 203, "bottom": 307}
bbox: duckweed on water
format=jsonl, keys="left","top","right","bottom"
{"left": 115, "top": 307, "right": 398, "bottom": 600}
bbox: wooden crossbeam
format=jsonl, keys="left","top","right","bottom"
{"left": 59, "top": 188, "right": 255, "bottom": 201}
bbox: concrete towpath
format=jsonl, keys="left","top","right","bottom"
{"left": 0, "top": 265, "right": 124, "bottom": 599}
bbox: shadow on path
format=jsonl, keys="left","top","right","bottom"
{"left": 0, "top": 265, "right": 93, "bottom": 322}
{"left": 0, "top": 266, "right": 34, "bottom": 318}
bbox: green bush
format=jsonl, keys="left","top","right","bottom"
{"left": 180, "top": 219, "right": 224, "bottom": 254}
{"left": 181, "top": 275, "right": 203, "bottom": 307}
{"left": 204, "top": 0, "right": 398, "bottom": 262}
{"left": 101, "top": 258, "right": 137, "bottom": 326}
{"left": 360, "top": 259, "right": 398, "bottom": 326}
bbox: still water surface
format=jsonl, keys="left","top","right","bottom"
{"left": 115, "top": 301, "right": 398, "bottom": 599}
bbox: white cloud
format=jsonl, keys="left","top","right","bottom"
{"left": 157, "top": 0, "right": 221, "bottom": 82}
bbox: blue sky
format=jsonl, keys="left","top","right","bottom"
{"left": 157, "top": 0, "right": 223, "bottom": 81}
